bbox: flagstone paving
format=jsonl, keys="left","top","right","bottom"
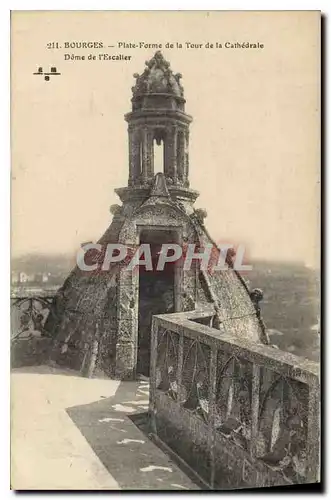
{"left": 11, "top": 365, "right": 199, "bottom": 490}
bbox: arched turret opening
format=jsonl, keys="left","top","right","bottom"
{"left": 153, "top": 139, "right": 164, "bottom": 175}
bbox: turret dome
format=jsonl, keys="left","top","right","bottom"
{"left": 131, "top": 51, "right": 184, "bottom": 98}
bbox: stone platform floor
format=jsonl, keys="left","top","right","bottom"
{"left": 11, "top": 365, "right": 199, "bottom": 490}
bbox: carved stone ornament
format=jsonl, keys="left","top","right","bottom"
{"left": 131, "top": 51, "right": 184, "bottom": 98}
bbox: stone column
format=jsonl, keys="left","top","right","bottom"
{"left": 141, "top": 127, "right": 154, "bottom": 184}
{"left": 146, "top": 128, "right": 154, "bottom": 178}
{"left": 141, "top": 128, "right": 148, "bottom": 184}
{"left": 184, "top": 129, "right": 190, "bottom": 184}
{"left": 164, "top": 125, "right": 178, "bottom": 183}
{"left": 131, "top": 128, "right": 141, "bottom": 185}
{"left": 128, "top": 127, "right": 134, "bottom": 186}
{"left": 172, "top": 126, "right": 178, "bottom": 183}
{"left": 177, "top": 129, "right": 185, "bottom": 182}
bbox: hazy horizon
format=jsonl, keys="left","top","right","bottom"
{"left": 11, "top": 249, "right": 320, "bottom": 272}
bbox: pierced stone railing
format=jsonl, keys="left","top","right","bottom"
{"left": 11, "top": 294, "right": 55, "bottom": 341}
{"left": 150, "top": 307, "right": 320, "bottom": 490}
{"left": 11, "top": 289, "right": 57, "bottom": 367}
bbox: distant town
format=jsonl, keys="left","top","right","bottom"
{"left": 11, "top": 253, "right": 75, "bottom": 293}
{"left": 11, "top": 271, "right": 59, "bottom": 285}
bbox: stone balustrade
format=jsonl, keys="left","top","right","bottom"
{"left": 11, "top": 290, "right": 57, "bottom": 367}
{"left": 149, "top": 307, "right": 320, "bottom": 489}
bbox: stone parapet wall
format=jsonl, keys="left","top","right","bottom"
{"left": 150, "top": 308, "right": 320, "bottom": 489}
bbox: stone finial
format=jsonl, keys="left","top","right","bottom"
{"left": 194, "top": 208, "right": 208, "bottom": 224}
{"left": 131, "top": 51, "right": 184, "bottom": 98}
{"left": 250, "top": 288, "right": 264, "bottom": 304}
{"left": 109, "top": 204, "right": 122, "bottom": 215}
{"left": 174, "top": 73, "right": 184, "bottom": 95}
{"left": 146, "top": 50, "right": 170, "bottom": 69}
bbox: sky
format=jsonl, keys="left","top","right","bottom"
{"left": 11, "top": 11, "right": 320, "bottom": 268}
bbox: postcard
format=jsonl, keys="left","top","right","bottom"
{"left": 11, "top": 11, "right": 320, "bottom": 490}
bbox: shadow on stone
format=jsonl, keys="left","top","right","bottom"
{"left": 66, "top": 380, "right": 200, "bottom": 490}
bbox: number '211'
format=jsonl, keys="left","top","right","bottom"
{"left": 47, "top": 42, "right": 60, "bottom": 49}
